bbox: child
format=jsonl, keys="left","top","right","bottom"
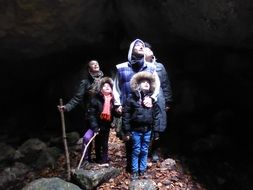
{"left": 87, "top": 77, "right": 116, "bottom": 164}
{"left": 122, "top": 71, "right": 160, "bottom": 181}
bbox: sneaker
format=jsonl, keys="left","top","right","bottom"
{"left": 131, "top": 172, "right": 139, "bottom": 181}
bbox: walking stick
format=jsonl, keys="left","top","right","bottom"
{"left": 77, "top": 132, "right": 98, "bottom": 169}
{"left": 59, "top": 98, "right": 71, "bottom": 181}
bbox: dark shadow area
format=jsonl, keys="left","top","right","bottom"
{"left": 1, "top": 42, "right": 253, "bottom": 190}
{"left": 161, "top": 45, "right": 253, "bottom": 190}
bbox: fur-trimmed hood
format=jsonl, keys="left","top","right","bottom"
{"left": 99, "top": 77, "right": 113, "bottom": 91}
{"left": 130, "top": 71, "right": 156, "bottom": 93}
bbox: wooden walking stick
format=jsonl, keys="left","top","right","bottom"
{"left": 59, "top": 98, "right": 71, "bottom": 181}
{"left": 77, "top": 132, "right": 98, "bottom": 169}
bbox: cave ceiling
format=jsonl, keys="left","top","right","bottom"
{"left": 0, "top": 0, "right": 252, "bottom": 61}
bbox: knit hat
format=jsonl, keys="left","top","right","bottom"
{"left": 130, "top": 71, "right": 156, "bottom": 93}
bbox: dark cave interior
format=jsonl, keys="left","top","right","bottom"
{"left": 1, "top": 1, "right": 253, "bottom": 189}
{"left": 1, "top": 42, "right": 253, "bottom": 189}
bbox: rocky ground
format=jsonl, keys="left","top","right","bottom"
{"left": 21, "top": 130, "right": 206, "bottom": 190}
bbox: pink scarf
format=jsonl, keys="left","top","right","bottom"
{"left": 100, "top": 94, "right": 112, "bottom": 121}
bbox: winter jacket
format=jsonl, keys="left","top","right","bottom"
{"left": 122, "top": 71, "right": 160, "bottom": 134}
{"left": 65, "top": 71, "right": 104, "bottom": 112}
{"left": 88, "top": 92, "right": 116, "bottom": 132}
{"left": 155, "top": 61, "right": 173, "bottom": 132}
{"left": 155, "top": 62, "right": 173, "bottom": 105}
{"left": 113, "top": 39, "right": 160, "bottom": 106}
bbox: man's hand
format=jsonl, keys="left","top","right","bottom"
{"left": 122, "top": 132, "right": 131, "bottom": 142}
{"left": 154, "top": 132, "right": 159, "bottom": 141}
{"left": 165, "top": 106, "right": 170, "bottom": 111}
{"left": 122, "top": 135, "right": 130, "bottom": 142}
{"left": 165, "top": 102, "right": 171, "bottom": 111}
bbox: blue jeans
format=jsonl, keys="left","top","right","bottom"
{"left": 131, "top": 130, "right": 152, "bottom": 173}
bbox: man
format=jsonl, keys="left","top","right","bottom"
{"left": 113, "top": 39, "right": 160, "bottom": 172}
{"left": 144, "top": 42, "right": 173, "bottom": 162}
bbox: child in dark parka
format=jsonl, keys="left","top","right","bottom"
{"left": 122, "top": 71, "right": 160, "bottom": 181}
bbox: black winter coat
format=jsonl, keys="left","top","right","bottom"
{"left": 122, "top": 91, "right": 160, "bottom": 133}
{"left": 88, "top": 93, "right": 117, "bottom": 132}
{"left": 65, "top": 72, "right": 103, "bottom": 113}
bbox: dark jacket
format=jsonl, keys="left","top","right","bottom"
{"left": 88, "top": 93, "right": 117, "bottom": 132}
{"left": 155, "top": 61, "right": 173, "bottom": 132}
{"left": 155, "top": 62, "right": 173, "bottom": 105}
{"left": 65, "top": 71, "right": 104, "bottom": 112}
{"left": 122, "top": 92, "right": 160, "bottom": 133}
{"left": 122, "top": 71, "right": 160, "bottom": 133}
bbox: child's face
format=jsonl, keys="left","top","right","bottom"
{"left": 101, "top": 83, "right": 112, "bottom": 95}
{"left": 139, "top": 79, "right": 150, "bottom": 92}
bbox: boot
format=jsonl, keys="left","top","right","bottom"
{"left": 152, "top": 151, "right": 159, "bottom": 162}
{"left": 131, "top": 172, "right": 139, "bottom": 181}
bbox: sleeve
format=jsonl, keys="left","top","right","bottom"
{"left": 65, "top": 80, "right": 87, "bottom": 112}
{"left": 151, "top": 71, "right": 160, "bottom": 102}
{"left": 152, "top": 102, "right": 160, "bottom": 132}
{"left": 122, "top": 97, "right": 132, "bottom": 133}
{"left": 87, "top": 98, "right": 98, "bottom": 130}
{"left": 113, "top": 72, "right": 122, "bottom": 106}
{"left": 160, "top": 64, "right": 173, "bottom": 104}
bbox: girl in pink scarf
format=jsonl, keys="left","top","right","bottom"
{"left": 87, "top": 77, "right": 117, "bottom": 164}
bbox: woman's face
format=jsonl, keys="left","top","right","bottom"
{"left": 88, "top": 60, "right": 100, "bottom": 73}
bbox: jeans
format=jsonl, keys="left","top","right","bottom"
{"left": 131, "top": 130, "right": 152, "bottom": 173}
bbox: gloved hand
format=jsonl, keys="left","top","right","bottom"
{"left": 93, "top": 128, "right": 100, "bottom": 133}
{"left": 154, "top": 132, "right": 159, "bottom": 141}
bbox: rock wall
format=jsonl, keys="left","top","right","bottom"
{"left": 0, "top": 0, "right": 252, "bottom": 60}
